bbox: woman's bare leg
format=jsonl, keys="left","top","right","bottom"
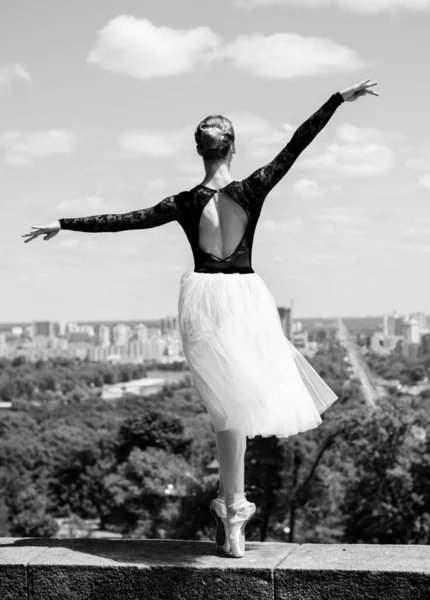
{"left": 215, "top": 429, "right": 246, "bottom": 496}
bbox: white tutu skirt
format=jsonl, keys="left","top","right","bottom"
{"left": 178, "top": 270, "right": 338, "bottom": 439}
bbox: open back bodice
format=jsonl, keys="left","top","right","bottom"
{"left": 197, "top": 186, "right": 249, "bottom": 262}
{"left": 176, "top": 181, "right": 261, "bottom": 273}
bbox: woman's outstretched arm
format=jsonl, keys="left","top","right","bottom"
{"left": 242, "top": 79, "right": 378, "bottom": 200}
{"left": 22, "top": 194, "right": 183, "bottom": 242}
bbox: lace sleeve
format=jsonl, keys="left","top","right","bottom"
{"left": 58, "top": 194, "right": 182, "bottom": 233}
{"left": 242, "top": 92, "right": 344, "bottom": 200}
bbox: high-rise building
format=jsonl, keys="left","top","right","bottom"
{"left": 404, "top": 318, "right": 420, "bottom": 344}
{"left": 113, "top": 324, "right": 130, "bottom": 347}
{"left": 33, "top": 321, "right": 54, "bottom": 337}
{"left": 161, "top": 315, "right": 177, "bottom": 334}
{"left": 98, "top": 325, "right": 111, "bottom": 347}
{"left": 136, "top": 323, "right": 148, "bottom": 343}
{"left": 58, "top": 321, "right": 68, "bottom": 336}
{"left": 411, "top": 312, "right": 428, "bottom": 332}
{"left": 278, "top": 307, "right": 292, "bottom": 339}
{"left": 420, "top": 333, "right": 430, "bottom": 356}
{"left": 394, "top": 314, "right": 404, "bottom": 336}
{"left": 382, "top": 313, "right": 396, "bottom": 337}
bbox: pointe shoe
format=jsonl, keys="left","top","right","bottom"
{"left": 225, "top": 494, "right": 256, "bottom": 558}
{"left": 209, "top": 496, "right": 231, "bottom": 554}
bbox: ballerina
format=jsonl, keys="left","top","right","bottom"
{"left": 22, "top": 78, "right": 378, "bottom": 557}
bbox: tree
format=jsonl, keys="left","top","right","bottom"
{"left": 9, "top": 485, "right": 58, "bottom": 538}
{"left": 115, "top": 410, "right": 193, "bottom": 463}
{"left": 338, "top": 396, "right": 430, "bottom": 544}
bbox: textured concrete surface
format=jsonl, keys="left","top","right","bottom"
{"left": 0, "top": 538, "right": 59, "bottom": 600}
{"left": 29, "top": 539, "right": 296, "bottom": 600}
{"left": 276, "top": 543, "right": 430, "bottom": 600}
{"left": 1, "top": 539, "right": 430, "bottom": 600}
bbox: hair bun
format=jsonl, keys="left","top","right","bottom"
{"left": 201, "top": 127, "right": 224, "bottom": 149}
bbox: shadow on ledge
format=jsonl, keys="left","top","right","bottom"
{"left": 1, "top": 538, "right": 430, "bottom": 600}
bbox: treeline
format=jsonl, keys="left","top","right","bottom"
{"left": 366, "top": 351, "right": 430, "bottom": 386}
{"left": 0, "top": 357, "right": 190, "bottom": 406}
{"left": 0, "top": 343, "right": 429, "bottom": 545}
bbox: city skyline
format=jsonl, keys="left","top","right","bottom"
{"left": 2, "top": 0, "right": 430, "bottom": 320}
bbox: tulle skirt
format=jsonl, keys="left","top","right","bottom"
{"left": 178, "top": 270, "right": 338, "bottom": 439}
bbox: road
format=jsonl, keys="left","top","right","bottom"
{"left": 336, "top": 318, "right": 382, "bottom": 407}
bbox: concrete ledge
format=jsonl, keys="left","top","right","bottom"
{"left": 1, "top": 539, "right": 430, "bottom": 600}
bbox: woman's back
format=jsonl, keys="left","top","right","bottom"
{"left": 197, "top": 187, "right": 249, "bottom": 261}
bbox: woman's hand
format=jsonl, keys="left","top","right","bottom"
{"left": 340, "top": 79, "right": 379, "bottom": 102}
{"left": 21, "top": 220, "right": 61, "bottom": 243}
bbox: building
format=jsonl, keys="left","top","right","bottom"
{"left": 292, "top": 331, "right": 309, "bottom": 354}
{"left": 33, "top": 321, "right": 54, "bottom": 337}
{"left": 136, "top": 323, "right": 149, "bottom": 343}
{"left": 382, "top": 313, "right": 396, "bottom": 337}
{"left": 98, "top": 325, "right": 111, "bottom": 347}
{"left": 420, "top": 333, "right": 430, "bottom": 357}
{"left": 278, "top": 307, "right": 292, "bottom": 339}
{"left": 113, "top": 324, "right": 131, "bottom": 347}
{"left": 395, "top": 317, "right": 404, "bottom": 336}
{"left": 411, "top": 312, "right": 429, "bottom": 333}
{"left": 403, "top": 318, "right": 420, "bottom": 344}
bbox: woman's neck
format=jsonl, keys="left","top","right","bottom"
{"left": 200, "top": 160, "right": 233, "bottom": 188}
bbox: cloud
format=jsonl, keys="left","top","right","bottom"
{"left": 0, "top": 130, "right": 75, "bottom": 166}
{"left": 88, "top": 15, "right": 221, "bottom": 79}
{"left": 223, "top": 33, "right": 364, "bottom": 78}
{"left": 57, "top": 196, "right": 110, "bottom": 214}
{"left": 314, "top": 206, "right": 367, "bottom": 224}
{"left": 300, "top": 124, "right": 394, "bottom": 177}
{"left": 401, "top": 217, "right": 430, "bottom": 238}
{"left": 262, "top": 218, "right": 303, "bottom": 232}
{"left": 419, "top": 174, "right": 430, "bottom": 188}
{"left": 176, "top": 163, "right": 204, "bottom": 177}
{"left": 336, "top": 124, "right": 383, "bottom": 143}
{"left": 118, "top": 127, "right": 189, "bottom": 157}
{"left": 301, "top": 142, "right": 393, "bottom": 176}
{"left": 233, "top": 0, "right": 430, "bottom": 14}
{"left": 301, "top": 253, "right": 336, "bottom": 263}
{"left": 293, "top": 179, "right": 323, "bottom": 198}
{"left": 88, "top": 16, "right": 365, "bottom": 81}
{"left": 60, "top": 239, "right": 95, "bottom": 250}
{"left": 0, "top": 63, "right": 30, "bottom": 86}
{"left": 147, "top": 179, "right": 167, "bottom": 191}
{"left": 407, "top": 158, "right": 430, "bottom": 170}
{"left": 224, "top": 111, "right": 273, "bottom": 137}
{"left": 222, "top": 110, "right": 294, "bottom": 161}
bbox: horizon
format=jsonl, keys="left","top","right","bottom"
{"left": 0, "top": 314, "right": 401, "bottom": 328}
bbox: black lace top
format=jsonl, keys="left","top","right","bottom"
{"left": 59, "top": 92, "right": 344, "bottom": 274}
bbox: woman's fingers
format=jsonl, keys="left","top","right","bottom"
{"left": 23, "top": 234, "right": 38, "bottom": 243}
{"left": 365, "top": 81, "right": 378, "bottom": 88}
{"left": 365, "top": 89, "right": 379, "bottom": 96}
{"left": 22, "top": 230, "right": 42, "bottom": 243}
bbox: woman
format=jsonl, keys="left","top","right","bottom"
{"left": 22, "top": 78, "right": 378, "bottom": 558}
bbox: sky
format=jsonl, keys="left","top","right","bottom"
{"left": 1, "top": 0, "right": 429, "bottom": 322}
